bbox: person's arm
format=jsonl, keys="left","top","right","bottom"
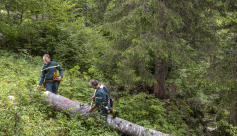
{"left": 88, "top": 91, "right": 103, "bottom": 112}
{"left": 88, "top": 104, "right": 97, "bottom": 112}
{"left": 56, "top": 62, "right": 63, "bottom": 79}
{"left": 38, "top": 67, "right": 45, "bottom": 86}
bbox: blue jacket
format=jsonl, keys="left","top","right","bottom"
{"left": 38, "top": 61, "right": 63, "bottom": 86}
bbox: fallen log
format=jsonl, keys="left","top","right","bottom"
{"left": 43, "top": 91, "right": 172, "bottom": 136}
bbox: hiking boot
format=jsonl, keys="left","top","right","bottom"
{"left": 112, "top": 109, "right": 119, "bottom": 118}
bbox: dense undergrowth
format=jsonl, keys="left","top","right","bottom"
{"left": 0, "top": 50, "right": 119, "bottom": 135}
{"left": 0, "top": 50, "right": 231, "bottom": 136}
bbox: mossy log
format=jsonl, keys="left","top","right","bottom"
{"left": 43, "top": 91, "right": 172, "bottom": 136}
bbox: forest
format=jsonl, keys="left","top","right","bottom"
{"left": 0, "top": 0, "right": 237, "bottom": 135}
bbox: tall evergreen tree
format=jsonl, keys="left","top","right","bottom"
{"left": 96, "top": 0, "right": 219, "bottom": 99}
{"left": 204, "top": 4, "right": 237, "bottom": 126}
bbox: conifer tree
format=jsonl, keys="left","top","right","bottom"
{"left": 97, "top": 0, "right": 219, "bottom": 99}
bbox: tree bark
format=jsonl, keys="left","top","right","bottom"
{"left": 154, "top": 57, "right": 166, "bottom": 99}
{"left": 103, "top": 5, "right": 107, "bottom": 24}
{"left": 230, "top": 60, "right": 237, "bottom": 126}
{"left": 43, "top": 91, "right": 172, "bottom": 136}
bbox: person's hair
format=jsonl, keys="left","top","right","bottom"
{"left": 89, "top": 79, "right": 98, "bottom": 86}
{"left": 43, "top": 54, "right": 50, "bottom": 58}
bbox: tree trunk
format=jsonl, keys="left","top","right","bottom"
{"left": 92, "top": 5, "right": 94, "bottom": 24}
{"left": 85, "top": 1, "right": 88, "bottom": 26}
{"left": 154, "top": 57, "right": 166, "bottom": 99}
{"left": 230, "top": 60, "right": 237, "bottom": 126}
{"left": 103, "top": 6, "right": 107, "bottom": 24}
{"left": 43, "top": 91, "right": 172, "bottom": 136}
{"left": 230, "top": 91, "right": 237, "bottom": 125}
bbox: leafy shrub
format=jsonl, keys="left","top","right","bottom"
{"left": 0, "top": 50, "right": 118, "bottom": 135}
{"left": 112, "top": 92, "right": 199, "bottom": 135}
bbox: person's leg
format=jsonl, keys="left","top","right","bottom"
{"left": 109, "top": 108, "right": 119, "bottom": 118}
{"left": 107, "top": 101, "right": 119, "bottom": 118}
{"left": 102, "top": 111, "right": 108, "bottom": 125}
{"left": 45, "top": 82, "right": 53, "bottom": 92}
{"left": 52, "top": 81, "right": 58, "bottom": 94}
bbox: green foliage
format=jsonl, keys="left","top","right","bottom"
{"left": 94, "top": 0, "right": 220, "bottom": 86}
{"left": 53, "top": 19, "right": 108, "bottom": 70}
{"left": 1, "top": 0, "right": 237, "bottom": 135}
{"left": 0, "top": 50, "right": 119, "bottom": 135}
{"left": 0, "top": 0, "right": 75, "bottom": 53}
{"left": 217, "top": 120, "right": 237, "bottom": 136}
{"left": 113, "top": 92, "right": 198, "bottom": 135}
{"left": 0, "top": 0, "right": 108, "bottom": 72}
{"left": 0, "top": 49, "right": 204, "bottom": 135}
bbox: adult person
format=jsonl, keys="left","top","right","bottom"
{"left": 35, "top": 54, "right": 63, "bottom": 94}
{"left": 88, "top": 79, "right": 119, "bottom": 124}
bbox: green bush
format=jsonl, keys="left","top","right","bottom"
{"left": 0, "top": 50, "right": 118, "bottom": 135}
{"left": 112, "top": 92, "right": 198, "bottom": 135}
